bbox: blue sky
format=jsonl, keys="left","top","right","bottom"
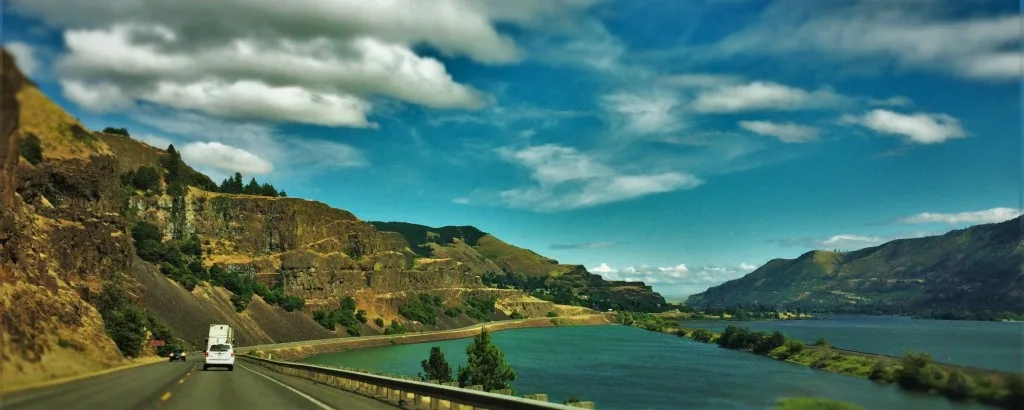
{"left": 5, "top": 0, "right": 1021, "bottom": 298}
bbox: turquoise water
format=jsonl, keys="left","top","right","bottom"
{"left": 680, "top": 315, "right": 1024, "bottom": 373}
{"left": 301, "top": 325, "right": 995, "bottom": 410}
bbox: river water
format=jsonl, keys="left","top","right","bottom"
{"left": 300, "top": 322, "right": 1006, "bottom": 410}
{"left": 680, "top": 314, "right": 1024, "bottom": 373}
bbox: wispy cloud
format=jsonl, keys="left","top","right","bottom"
{"left": 590, "top": 262, "right": 756, "bottom": 288}
{"left": 710, "top": 0, "right": 1022, "bottom": 82}
{"left": 601, "top": 90, "right": 684, "bottom": 135}
{"left": 551, "top": 241, "right": 616, "bottom": 250}
{"left": 475, "top": 144, "right": 701, "bottom": 212}
{"left": 774, "top": 231, "right": 937, "bottom": 250}
{"left": 840, "top": 109, "right": 967, "bottom": 144}
{"left": 6, "top": 41, "right": 38, "bottom": 76}
{"left": 895, "top": 207, "right": 1022, "bottom": 225}
{"left": 738, "top": 120, "right": 819, "bottom": 143}
{"left": 691, "top": 82, "right": 850, "bottom": 113}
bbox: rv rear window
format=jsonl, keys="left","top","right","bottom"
{"left": 210, "top": 344, "right": 231, "bottom": 351}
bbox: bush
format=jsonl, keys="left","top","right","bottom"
{"left": 131, "top": 166, "right": 160, "bottom": 192}
{"left": 103, "top": 127, "right": 130, "bottom": 136}
{"left": 97, "top": 281, "right": 148, "bottom": 357}
{"left": 356, "top": 310, "right": 368, "bottom": 323}
{"left": 896, "top": 352, "right": 933, "bottom": 391}
{"left": 314, "top": 310, "right": 336, "bottom": 330}
{"left": 868, "top": 360, "right": 892, "bottom": 382}
{"left": 785, "top": 339, "right": 805, "bottom": 354}
{"left": 444, "top": 307, "right": 462, "bottom": 318}
{"left": 374, "top": 317, "right": 385, "bottom": 327}
{"left": 509, "top": 311, "right": 526, "bottom": 320}
{"left": 812, "top": 337, "right": 829, "bottom": 347}
{"left": 280, "top": 295, "right": 305, "bottom": 312}
{"left": 231, "top": 293, "right": 251, "bottom": 312}
{"left": 398, "top": 294, "right": 441, "bottom": 325}
{"left": 19, "top": 133, "right": 43, "bottom": 165}
{"left": 942, "top": 370, "right": 971, "bottom": 400}
{"left": 384, "top": 320, "right": 406, "bottom": 335}
{"left": 546, "top": 311, "right": 558, "bottom": 318}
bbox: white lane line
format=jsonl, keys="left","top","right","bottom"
{"left": 238, "top": 363, "right": 335, "bottom": 410}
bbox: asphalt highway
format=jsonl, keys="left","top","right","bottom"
{"left": 1, "top": 355, "right": 397, "bottom": 410}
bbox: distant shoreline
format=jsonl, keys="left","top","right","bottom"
{"left": 240, "top": 314, "right": 616, "bottom": 361}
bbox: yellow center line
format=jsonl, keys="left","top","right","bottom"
{"left": 178, "top": 379, "right": 185, "bottom": 384}
{"left": 161, "top": 392, "right": 172, "bottom": 401}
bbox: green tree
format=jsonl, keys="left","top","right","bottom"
{"left": 260, "top": 183, "right": 278, "bottom": 197}
{"left": 812, "top": 337, "right": 829, "bottom": 347}
{"left": 243, "top": 177, "right": 261, "bottom": 195}
{"left": 279, "top": 191, "right": 287, "bottom": 197}
{"left": 420, "top": 346, "right": 454, "bottom": 383}
{"left": 96, "top": 281, "right": 148, "bottom": 357}
{"left": 19, "top": 133, "right": 43, "bottom": 165}
{"left": 103, "top": 127, "right": 130, "bottom": 136}
{"left": 456, "top": 328, "right": 516, "bottom": 391}
{"left": 374, "top": 317, "right": 385, "bottom": 327}
{"left": 131, "top": 166, "right": 160, "bottom": 192}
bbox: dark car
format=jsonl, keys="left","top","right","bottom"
{"left": 169, "top": 348, "right": 187, "bottom": 362}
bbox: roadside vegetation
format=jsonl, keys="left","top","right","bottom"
{"left": 774, "top": 397, "right": 864, "bottom": 410}
{"left": 418, "top": 328, "right": 517, "bottom": 393}
{"left": 617, "top": 312, "right": 1023, "bottom": 410}
{"left": 97, "top": 278, "right": 182, "bottom": 358}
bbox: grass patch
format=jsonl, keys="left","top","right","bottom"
{"left": 775, "top": 397, "right": 864, "bottom": 410}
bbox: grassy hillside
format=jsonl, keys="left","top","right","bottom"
{"left": 686, "top": 216, "right": 1024, "bottom": 319}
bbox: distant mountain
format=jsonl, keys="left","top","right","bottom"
{"left": 686, "top": 216, "right": 1024, "bottom": 319}
{"left": 370, "top": 221, "right": 668, "bottom": 312}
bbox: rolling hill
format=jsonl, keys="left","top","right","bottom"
{"left": 686, "top": 216, "right": 1024, "bottom": 319}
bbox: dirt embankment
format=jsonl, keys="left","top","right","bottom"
{"left": 243, "top": 314, "right": 617, "bottom": 361}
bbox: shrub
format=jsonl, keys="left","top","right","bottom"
{"left": 230, "top": 293, "right": 251, "bottom": 312}
{"left": 785, "top": 339, "right": 805, "bottom": 354}
{"left": 97, "top": 281, "right": 148, "bottom": 357}
{"left": 444, "top": 307, "right": 462, "bottom": 318}
{"left": 868, "top": 360, "right": 892, "bottom": 382}
{"left": 942, "top": 370, "right": 971, "bottom": 400}
{"left": 19, "top": 133, "right": 42, "bottom": 165}
{"left": 314, "top": 310, "right": 336, "bottom": 330}
{"left": 384, "top": 320, "right": 406, "bottom": 335}
{"left": 896, "top": 352, "right": 933, "bottom": 391}
{"left": 280, "top": 295, "right": 305, "bottom": 312}
{"left": 131, "top": 166, "right": 160, "bottom": 192}
{"left": 398, "top": 294, "right": 440, "bottom": 325}
{"left": 812, "top": 337, "right": 829, "bottom": 347}
{"left": 103, "top": 127, "right": 130, "bottom": 136}
{"left": 356, "top": 310, "right": 368, "bottom": 323}
{"left": 546, "top": 311, "right": 558, "bottom": 318}
{"left": 509, "top": 311, "right": 526, "bottom": 320}
{"left": 374, "top": 317, "right": 385, "bottom": 327}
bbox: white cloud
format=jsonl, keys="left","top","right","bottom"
{"left": 491, "top": 144, "right": 702, "bottom": 211}
{"left": 452, "top": 197, "right": 471, "bottom": 205}
{"left": 869, "top": 96, "right": 913, "bottom": 107}
{"left": 590, "top": 263, "right": 748, "bottom": 287}
{"left": 10, "top": 1, "right": 602, "bottom": 127}
{"left": 601, "top": 91, "right": 683, "bottom": 135}
{"left": 896, "top": 207, "right": 1022, "bottom": 225}
{"left": 180, "top": 141, "right": 274, "bottom": 175}
{"left": 59, "top": 79, "right": 133, "bottom": 112}
{"left": 6, "top": 41, "right": 38, "bottom": 76}
{"left": 841, "top": 109, "right": 967, "bottom": 144}
{"left": 134, "top": 111, "right": 367, "bottom": 180}
{"left": 135, "top": 134, "right": 173, "bottom": 149}
{"left": 712, "top": 1, "right": 1022, "bottom": 81}
{"left": 738, "top": 262, "right": 758, "bottom": 271}
{"left": 819, "top": 234, "right": 887, "bottom": 249}
{"left": 738, "top": 120, "right": 819, "bottom": 143}
{"left": 551, "top": 241, "right": 616, "bottom": 250}
{"left": 691, "top": 82, "right": 848, "bottom": 113}
{"left": 659, "top": 73, "right": 743, "bottom": 89}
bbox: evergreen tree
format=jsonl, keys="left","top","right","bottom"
{"left": 244, "top": 177, "right": 260, "bottom": 195}
{"left": 420, "top": 346, "right": 454, "bottom": 383}
{"left": 260, "top": 182, "right": 278, "bottom": 197}
{"left": 456, "top": 328, "right": 516, "bottom": 391}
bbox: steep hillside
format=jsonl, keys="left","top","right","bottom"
{"left": 0, "top": 49, "right": 582, "bottom": 390}
{"left": 686, "top": 216, "right": 1024, "bottom": 318}
{"left": 371, "top": 221, "right": 669, "bottom": 312}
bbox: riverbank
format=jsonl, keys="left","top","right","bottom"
{"left": 243, "top": 314, "right": 615, "bottom": 361}
{"left": 665, "top": 325, "right": 1022, "bottom": 410}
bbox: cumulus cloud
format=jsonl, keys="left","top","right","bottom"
{"left": 691, "top": 82, "right": 848, "bottom": 113}
{"left": 895, "top": 207, "right": 1022, "bottom": 225}
{"left": 775, "top": 231, "right": 937, "bottom": 250}
{"left": 869, "top": 96, "right": 913, "bottom": 107}
{"left": 491, "top": 144, "right": 702, "bottom": 211}
{"left": 739, "top": 262, "right": 758, "bottom": 271}
{"left": 841, "top": 109, "right": 967, "bottom": 144}
{"left": 738, "top": 120, "right": 819, "bottom": 143}
{"left": 134, "top": 111, "right": 366, "bottom": 179}
{"left": 10, "top": 0, "right": 601, "bottom": 126}
{"left": 550, "top": 241, "right": 616, "bottom": 250}
{"left": 589, "top": 263, "right": 750, "bottom": 287}
{"left": 712, "top": 0, "right": 1022, "bottom": 81}
{"left": 601, "top": 91, "right": 683, "bottom": 135}
{"left": 6, "top": 41, "right": 38, "bottom": 75}
{"left": 180, "top": 141, "right": 274, "bottom": 175}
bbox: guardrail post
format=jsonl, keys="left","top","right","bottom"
{"left": 566, "top": 401, "right": 595, "bottom": 409}
{"left": 523, "top": 394, "right": 549, "bottom": 402}
{"left": 468, "top": 385, "right": 484, "bottom": 391}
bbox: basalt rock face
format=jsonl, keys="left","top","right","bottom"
{"left": 127, "top": 191, "right": 486, "bottom": 308}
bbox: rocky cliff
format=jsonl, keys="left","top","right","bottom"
{"left": 686, "top": 216, "right": 1024, "bottom": 318}
{"left": 370, "top": 221, "right": 668, "bottom": 312}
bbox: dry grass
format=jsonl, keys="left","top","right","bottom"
{"left": 16, "top": 87, "right": 109, "bottom": 160}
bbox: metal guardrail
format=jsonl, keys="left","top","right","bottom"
{"left": 241, "top": 355, "right": 595, "bottom": 409}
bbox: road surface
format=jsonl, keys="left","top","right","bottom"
{"left": 1, "top": 355, "right": 397, "bottom": 410}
